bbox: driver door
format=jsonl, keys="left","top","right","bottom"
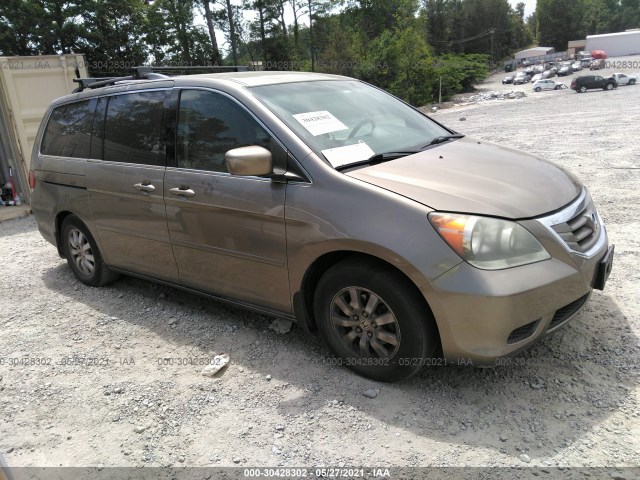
{"left": 164, "top": 89, "right": 291, "bottom": 313}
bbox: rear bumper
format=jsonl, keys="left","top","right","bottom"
{"left": 422, "top": 224, "right": 609, "bottom": 366}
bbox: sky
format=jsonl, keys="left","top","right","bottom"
{"left": 511, "top": 0, "right": 537, "bottom": 17}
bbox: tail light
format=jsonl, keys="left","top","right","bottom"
{"left": 28, "top": 169, "right": 36, "bottom": 189}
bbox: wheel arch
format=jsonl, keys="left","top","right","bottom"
{"left": 293, "top": 250, "right": 441, "bottom": 352}
{"left": 54, "top": 211, "right": 75, "bottom": 257}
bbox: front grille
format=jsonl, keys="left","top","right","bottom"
{"left": 550, "top": 201, "right": 600, "bottom": 253}
{"left": 507, "top": 319, "right": 539, "bottom": 344}
{"left": 548, "top": 293, "right": 590, "bottom": 330}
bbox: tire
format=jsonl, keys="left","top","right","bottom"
{"left": 555, "top": 85, "right": 561, "bottom": 90}
{"left": 580, "top": 86, "right": 587, "bottom": 93}
{"left": 535, "top": 87, "right": 541, "bottom": 92}
{"left": 630, "top": 79, "right": 636, "bottom": 85}
{"left": 60, "top": 215, "right": 119, "bottom": 287}
{"left": 606, "top": 83, "right": 614, "bottom": 90}
{"left": 314, "top": 258, "right": 438, "bottom": 382}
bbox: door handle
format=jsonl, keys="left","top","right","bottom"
{"left": 133, "top": 183, "right": 156, "bottom": 193}
{"left": 169, "top": 187, "right": 195, "bottom": 197}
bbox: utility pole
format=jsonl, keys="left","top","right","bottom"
{"left": 490, "top": 28, "right": 496, "bottom": 68}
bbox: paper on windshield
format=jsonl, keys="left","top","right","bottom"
{"left": 321, "top": 141, "right": 375, "bottom": 168}
{"left": 292, "top": 110, "right": 348, "bottom": 136}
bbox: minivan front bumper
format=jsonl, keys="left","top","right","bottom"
{"left": 422, "top": 191, "right": 611, "bottom": 366}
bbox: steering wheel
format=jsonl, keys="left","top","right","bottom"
{"left": 348, "top": 119, "right": 375, "bottom": 139}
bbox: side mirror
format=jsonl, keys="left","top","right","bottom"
{"left": 225, "top": 146, "right": 273, "bottom": 176}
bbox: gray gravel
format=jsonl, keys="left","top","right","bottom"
{"left": 0, "top": 62, "right": 639, "bottom": 469}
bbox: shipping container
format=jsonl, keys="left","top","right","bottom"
{"left": 0, "top": 54, "right": 87, "bottom": 203}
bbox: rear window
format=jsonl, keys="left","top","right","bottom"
{"left": 98, "top": 91, "right": 167, "bottom": 166}
{"left": 41, "top": 100, "right": 93, "bottom": 158}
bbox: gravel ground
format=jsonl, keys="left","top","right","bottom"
{"left": 1, "top": 61, "right": 639, "bottom": 473}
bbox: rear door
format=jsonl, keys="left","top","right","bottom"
{"left": 164, "top": 88, "right": 290, "bottom": 312}
{"left": 87, "top": 89, "right": 179, "bottom": 282}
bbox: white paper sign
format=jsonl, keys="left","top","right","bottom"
{"left": 321, "top": 141, "right": 376, "bottom": 168}
{"left": 292, "top": 110, "right": 348, "bottom": 136}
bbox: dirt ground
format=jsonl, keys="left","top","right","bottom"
{"left": 1, "top": 62, "right": 639, "bottom": 474}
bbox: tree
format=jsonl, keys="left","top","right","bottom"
{"left": 201, "top": 0, "right": 222, "bottom": 64}
{"left": 536, "top": 0, "right": 585, "bottom": 50}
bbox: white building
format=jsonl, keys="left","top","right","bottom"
{"left": 585, "top": 30, "right": 640, "bottom": 57}
{"left": 514, "top": 47, "right": 555, "bottom": 61}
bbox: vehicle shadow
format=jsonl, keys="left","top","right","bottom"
{"left": 41, "top": 262, "right": 637, "bottom": 459}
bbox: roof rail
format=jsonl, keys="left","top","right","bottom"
{"left": 72, "top": 65, "right": 252, "bottom": 92}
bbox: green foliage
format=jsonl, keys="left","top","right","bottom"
{"left": 2, "top": 0, "right": 637, "bottom": 105}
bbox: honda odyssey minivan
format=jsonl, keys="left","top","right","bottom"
{"left": 30, "top": 69, "right": 614, "bottom": 381}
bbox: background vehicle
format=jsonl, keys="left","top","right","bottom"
{"left": 513, "top": 72, "right": 531, "bottom": 84}
{"left": 590, "top": 59, "right": 606, "bottom": 70}
{"left": 502, "top": 74, "right": 515, "bottom": 84}
{"left": 557, "top": 62, "right": 573, "bottom": 76}
{"left": 542, "top": 69, "right": 557, "bottom": 79}
{"left": 611, "top": 73, "right": 637, "bottom": 86}
{"left": 532, "top": 79, "right": 564, "bottom": 91}
{"left": 530, "top": 73, "right": 543, "bottom": 83}
{"left": 581, "top": 58, "right": 594, "bottom": 68}
{"left": 571, "top": 75, "right": 617, "bottom": 92}
{"left": 571, "top": 61, "right": 583, "bottom": 71}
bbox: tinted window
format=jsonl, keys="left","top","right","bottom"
{"left": 41, "top": 101, "right": 93, "bottom": 158}
{"left": 176, "top": 90, "right": 270, "bottom": 172}
{"left": 102, "top": 91, "right": 166, "bottom": 166}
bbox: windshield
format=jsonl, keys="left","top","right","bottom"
{"left": 250, "top": 80, "right": 451, "bottom": 168}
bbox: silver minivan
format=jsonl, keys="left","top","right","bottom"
{"left": 31, "top": 70, "right": 613, "bottom": 381}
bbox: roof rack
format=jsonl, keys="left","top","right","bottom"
{"left": 73, "top": 65, "right": 252, "bottom": 92}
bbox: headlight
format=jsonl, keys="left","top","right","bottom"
{"left": 428, "top": 213, "right": 550, "bottom": 270}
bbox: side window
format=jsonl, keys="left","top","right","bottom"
{"left": 176, "top": 90, "right": 270, "bottom": 172}
{"left": 41, "top": 100, "right": 93, "bottom": 158}
{"left": 102, "top": 91, "right": 166, "bottom": 166}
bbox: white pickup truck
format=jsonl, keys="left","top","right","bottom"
{"left": 612, "top": 73, "right": 638, "bottom": 86}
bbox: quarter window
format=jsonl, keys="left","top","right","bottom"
{"left": 101, "top": 91, "right": 167, "bottom": 166}
{"left": 176, "top": 90, "right": 270, "bottom": 172}
{"left": 41, "top": 100, "right": 93, "bottom": 158}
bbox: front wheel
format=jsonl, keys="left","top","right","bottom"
{"left": 606, "top": 83, "right": 614, "bottom": 90}
{"left": 61, "top": 215, "right": 119, "bottom": 287}
{"left": 580, "top": 86, "right": 587, "bottom": 93}
{"left": 535, "top": 87, "right": 541, "bottom": 92}
{"left": 314, "top": 258, "right": 438, "bottom": 382}
{"left": 629, "top": 79, "right": 636, "bottom": 85}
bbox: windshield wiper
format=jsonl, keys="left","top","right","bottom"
{"left": 335, "top": 151, "right": 420, "bottom": 171}
{"left": 424, "top": 133, "right": 465, "bottom": 147}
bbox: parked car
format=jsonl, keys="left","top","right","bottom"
{"left": 30, "top": 68, "right": 613, "bottom": 381}
{"left": 590, "top": 59, "right": 606, "bottom": 70}
{"left": 513, "top": 72, "right": 531, "bottom": 84}
{"left": 534, "top": 65, "right": 545, "bottom": 74}
{"left": 532, "top": 79, "right": 565, "bottom": 91}
{"left": 524, "top": 66, "right": 536, "bottom": 76}
{"left": 557, "top": 63, "right": 573, "bottom": 76}
{"left": 542, "top": 69, "right": 556, "bottom": 79}
{"left": 502, "top": 74, "right": 515, "bottom": 84}
{"left": 571, "top": 61, "right": 583, "bottom": 71}
{"left": 530, "top": 73, "right": 543, "bottom": 83}
{"left": 581, "top": 58, "right": 594, "bottom": 68}
{"left": 571, "top": 75, "right": 617, "bottom": 92}
{"left": 611, "top": 73, "right": 637, "bottom": 86}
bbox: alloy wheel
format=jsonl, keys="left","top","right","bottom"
{"left": 329, "top": 286, "right": 401, "bottom": 358}
{"left": 68, "top": 228, "right": 95, "bottom": 275}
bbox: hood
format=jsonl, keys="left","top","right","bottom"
{"left": 345, "top": 137, "right": 582, "bottom": 219}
